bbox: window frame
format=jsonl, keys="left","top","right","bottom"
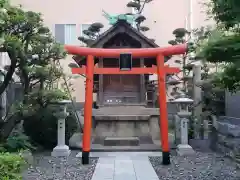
{"left": 64, "top": 23, "right": 78, "bottom": 45}
{"left": 54, "top": 23, "right": 78, "bottom": 45}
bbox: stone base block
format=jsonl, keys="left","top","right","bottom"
{"left": 104, "top": 137, "right": 140, "bottom": 146}
{"left": 177, "top": 144, "right": 195, "bottom": 156}
{"left": 94, "top": 120, "right": 150, "bottom": 137}
{"left": 51, "top": 145, "right": 71, "bottom": 157}
{"left": 69, "top": 133, "right": 83, "bottom": 148}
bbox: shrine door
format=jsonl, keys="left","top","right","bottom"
{"left": 102, "top": 58, "right": 141, "bottom": 105}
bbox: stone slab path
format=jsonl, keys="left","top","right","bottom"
{"left": 77, "top": 152, "right": 160, "bottom": 180}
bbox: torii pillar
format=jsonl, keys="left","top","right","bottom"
{"left": 65, "top": 44, "right": 187, "bottom": 165}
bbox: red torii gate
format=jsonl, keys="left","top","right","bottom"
{"left": 65, "top": 44, "right": 187, "bottom": 165}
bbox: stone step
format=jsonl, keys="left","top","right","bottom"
{"left": 93, "top": 106, "right": 147, "bottom": 115}
{"left": 92, "top": 107, "right": 176, "bottom": 117}
{"left": 104, "top": 137, "right": 140, "bottom": 146}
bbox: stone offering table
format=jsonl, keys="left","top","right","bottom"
{"left": 80, "top": 106, "right": 175, "bottom": 149}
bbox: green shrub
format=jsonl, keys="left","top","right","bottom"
{"left": 0, "top": 145, "right": 6, "bottom": 153}
{"left": 23, "top": 109, "right": 78, "bottom": 149}
{"left": 2, "top": 132, "right": 36, "bottom": 153}
{"left": 0, "top": 152, "right": 26, "bottom": 180}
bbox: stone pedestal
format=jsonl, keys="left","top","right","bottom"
{"left": 177, "top": 118, "right": 195, "bottom": 155}
{"left": 51, "top": 100, "right": 71, "bottom": 157}
{"left": 93, "top": 115, "right": 152, "bottom": 141}
{"left": 51, "top": 145, "right": 71, "bottom": 157}
{"left": 177, "top": 144, "right": 195, "bottom": 155}
{"left": 88, "top": 107, "right": 176, "bottom": 148}
{"left": 69, "top": 133, "right": 83, "bottom": 149}
{"left": 52, "top": 116, "right": 71, "bottom": 157}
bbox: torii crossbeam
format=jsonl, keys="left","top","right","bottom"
{"left": 65, "top": 44, "right": 187, "bottom": 165}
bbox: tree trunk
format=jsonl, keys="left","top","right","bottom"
{"left": 0, "top": 50, "right": 19, "bottom": 141}
{"left": 23, "top": 80, "right": 29, "bottom": 94}
{"left": 0, "top": 77, "right": 29, "bottom": 141}
{"left": 0, "top": 114, "right": 21, "bottom": 142}
{"left": 20, "top": 67, "right": 30, "bottom": 103}
{"left": 39, "top": 78, "right": 44, "bottom": 90}
{"left": 0, "top": 41, "right": 30, "bottom": 141}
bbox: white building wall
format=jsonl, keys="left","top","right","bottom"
{"left": 11, "top": 0, "right": 212, "bottom": 102}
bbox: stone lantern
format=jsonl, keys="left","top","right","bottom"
{"left": 51, "top": 100, "right": 71, "bottom": 157}
{"left": 172, "top": 94, "right": 195, "bottom": 156}
{"left": 172, "top": 93, "right": 193, "bottom": 118}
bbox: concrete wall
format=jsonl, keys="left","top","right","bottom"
{"left": 225, "top": 91, "right": 240, "bottom": 118}
{"left": 211, "top": 116, "right": 240, "bottom": 168}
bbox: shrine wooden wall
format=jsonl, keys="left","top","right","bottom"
{"left": 100, "top": 58, "right": 141, "bottom": 105}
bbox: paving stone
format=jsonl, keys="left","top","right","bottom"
{"left": 90, "top": 152, "right": 159, "bottom": 180}
{"left": 133, "top": 160, "right": 158, "bottom": 179}
{"left": 91, "top": 157, "right": 114, "bottom": 180}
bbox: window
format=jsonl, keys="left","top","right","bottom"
{"left": 54, "top": 24, "right": 78, "bottom": 45}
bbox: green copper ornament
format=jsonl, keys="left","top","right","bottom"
{"left": 102, "top": 10, "right": 138, "bottom": 25}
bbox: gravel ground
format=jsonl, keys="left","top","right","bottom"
{"left": 22, "top": 151, "right": 98, "bottom": 180}
{"left": 149, "top": 151, "right": 240, "bottom": 180}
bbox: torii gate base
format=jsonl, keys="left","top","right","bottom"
{"left": 65, "top": 44, "right": 187, "bottom": 165}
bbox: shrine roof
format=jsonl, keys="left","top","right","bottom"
{"left": 88, "top": 19, "right": 159, "bottom": 48}
{"left": 73, "top": 20, "right": 159, "bottom": 66}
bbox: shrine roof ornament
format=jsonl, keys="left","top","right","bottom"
{"left": 102, "top": 10, "right": 138, "bottom": 25}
